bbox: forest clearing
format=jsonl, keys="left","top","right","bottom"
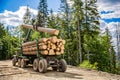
{"left": 0, "top": 0, "right": 120, "bottom": 80}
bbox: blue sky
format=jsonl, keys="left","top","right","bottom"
{"left": 0, "top": 0, "right": 60, "bottom": 13}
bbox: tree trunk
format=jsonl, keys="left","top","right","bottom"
{"left": 78, "top": 17, "right": 82, "bottom": 64}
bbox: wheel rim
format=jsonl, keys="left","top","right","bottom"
{"left": 39, "top": 62, "right": 43, "bottom": 72}
{"left": 33, "top": 59, "right": 38, "bottom": 71}
{"left": 38, "top": 59, "right": 47, "bottom": 73}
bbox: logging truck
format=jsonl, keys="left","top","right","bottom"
{"left": 12, "top": 24, "right": 67, "bottom": 73}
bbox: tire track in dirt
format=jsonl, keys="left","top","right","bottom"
{"left": 0, "top": 60, "right": 120, "bottom": 80}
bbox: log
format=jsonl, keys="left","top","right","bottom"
{"left": 62, "top": 40, "right": 66, "bottom": 44}
{"left": 41, "top": 50, "right": 48, "bottom": 55}
{"left": 22, "top": 44, "right": 47, "bottom": 52}
{"left": 47, "top": 48, "right": 50, "bottom": 50}
{"left": 39, "top": 42, "right": 45, "bottom": 46}
{"left": 56, "top": 39, "right": 60, "bottom": 43}
{"left": 47, "top": 43, "right": 51, "bottom": 49}
{"left": 23, "top": 50, "right": 49, "bottom": 55}
{"left": 56, "top": 42, "right": 59, "bottom": 46}
{"left": 50, "top": 36, "right": 57, "bottom": 43}
{"left": 58, "top": 45, "right": 61, "bottom": 48}
{"left": 22, "top": 41, "right": 36, "bottom": 47}
{"left": 22, "top": 38, "right": 47, "bottom": 47}
{"left": 56, "top": 52, "right": 61, "bottom": 55}
{"left": 61, "top": 45, "right": 65, "bottom": 50}
{"left": 22, "top": 24, "right": 59, "bottom": 35}
{"left": 47, "top": 40, "right": 51, "bottom": 44}
{"left": 59, "top": 42, "right": 63, "bottom": 46}
{"left": 23, "top": 51, "right": 37, "bottom": 55}
{"left": 60, "top": 50, "right": 64, "bottom": 54}
{"left": 39, "top": 45, "right": 47, "bottom": 50}
{"left": 56, "top": 47, "right": 60, "bottom": 51}
{"left": 48, "top": 49, "right": 55, "bottom": 55}
{"left": 22, "top": 47, "right": 37, "bottom": 52}
{"left": 51, "top": 44, "right": 56, "bottom": 50}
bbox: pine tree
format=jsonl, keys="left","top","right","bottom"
{"left": 37, "top": 0, "right": 48, "bottom": 37}
{"left": 22, "top": 6, "right": 32, "bottom": 40}
{"left": 37, "top": 0, "right": 48, "bottom": 27}
{"left": 105, "top": 27, "right": 116, "bottom": 73}
{"left": 59, "top": 0, "right": 77, "bottom": 65}
{"left": 0, "top": 23, "right": 5, "bottom": 38}
{"left": 47, "top": 9, "right": 57, "bottom": 29}
{"left": 82, "top": 0, "right": 100, "bottom": 61}
{"left": 72, "top": 0, "right": 83, "bottom": 64}
{"left": 23, "top": 5, "right": 31, "bottom": 24}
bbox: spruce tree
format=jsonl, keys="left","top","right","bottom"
{"left": 23, "top": 5, "right": 31, "bottom": 24}
{"left": 72, "top": 0, "right": 83, "bottom": 64}
{"left": 82, "top": 0, "right": 100, "bottom": 61}
{"left": 37, "top": 0, "right": 48, "bottom": 27}
{"left": 22, "top": 6, "right": 31, "bottom": 40}
{"left": 37, "top": 0, "right": 48, "bottom": 37}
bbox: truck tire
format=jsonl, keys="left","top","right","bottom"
{"left": 12, "top": 58, "right": 16, "bottom": 66}
{"left": 59, "top": 59, "right": 67, "bottom": 72}
{"left": 33, "top": 59, "right": 39, "bottom": 71}
{"left": 18, "top": 59, "right": 21, "bottom": 67}
{"left": 38, "top": 59, "right": 47, "bottom": 73}
{"left": 21, "top": 59, "right": 26, "bottom": 68}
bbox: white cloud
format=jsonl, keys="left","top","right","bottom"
{"left": 99, "top": 19, "right": 119, "bottom": 49}
{"left": 97, "top": 0, "right": 120, "bottom": 52}
{"left": 0, "top": 6, "right": 37, "bottom": 26}
{"left": 100, "top": 20, "right": 118, "bottom": 35}
{"left": 66, "top": 0, "right": 74, "bottom": 6}
{"left": 97, "top": 0, "right": 120, "bottom": 19}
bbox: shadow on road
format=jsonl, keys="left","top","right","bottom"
{"left": 44, "top": 70, "right": 83, "bottom": 79}
{"left": 0, "top": 62, "right": 83, "bottom": 80}
{"left": 23, "top": 65, "right": 83, "bottom": 79}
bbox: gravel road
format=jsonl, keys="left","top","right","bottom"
{"left": 0, "top": 60, "right": 120, "bottom": 80}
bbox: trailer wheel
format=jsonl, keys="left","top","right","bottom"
{"left": 33, "top": 59, "right": 39, "bottom": 71}
{"left": 59, "top": 59, "right": 67, "bottom": 72}
{"left": 52, "top": 67, "right": 57, "bottom": 71}
{"left": 12, "top": 58, "right": 16, "bottom": 66}
{"left": 21, "top": 59, "right": 26, "bottom": 68}
{"left": 18, "top": 59, "right": 21, "bottom": 67}
{"left": 38, "top": 59, "right": 47, "bottom": 73}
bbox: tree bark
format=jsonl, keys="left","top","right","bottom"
{"left": 78, "top": 17, "right": 82, "bottom": 64}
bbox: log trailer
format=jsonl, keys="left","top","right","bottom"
{"left": 12, "top": 24, "right": 67, "bottom": 73}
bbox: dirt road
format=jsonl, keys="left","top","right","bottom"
{"left": 0, "top": 60, "right": 120, "bottom": 80}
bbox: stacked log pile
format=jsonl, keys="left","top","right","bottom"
{"left": 22, "top": 36, "right": 65, "bottom": 55}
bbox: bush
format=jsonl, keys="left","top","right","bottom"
{"left": 79, "top": 60, "right": 98, "bottom": 70}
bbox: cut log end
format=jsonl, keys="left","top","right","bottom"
{"left": 22, "top": 36, "right": 65, "bottom": 56}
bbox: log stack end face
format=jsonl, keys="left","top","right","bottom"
{"left": 22, "top": 36, "right": 65, "bottom": 56}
